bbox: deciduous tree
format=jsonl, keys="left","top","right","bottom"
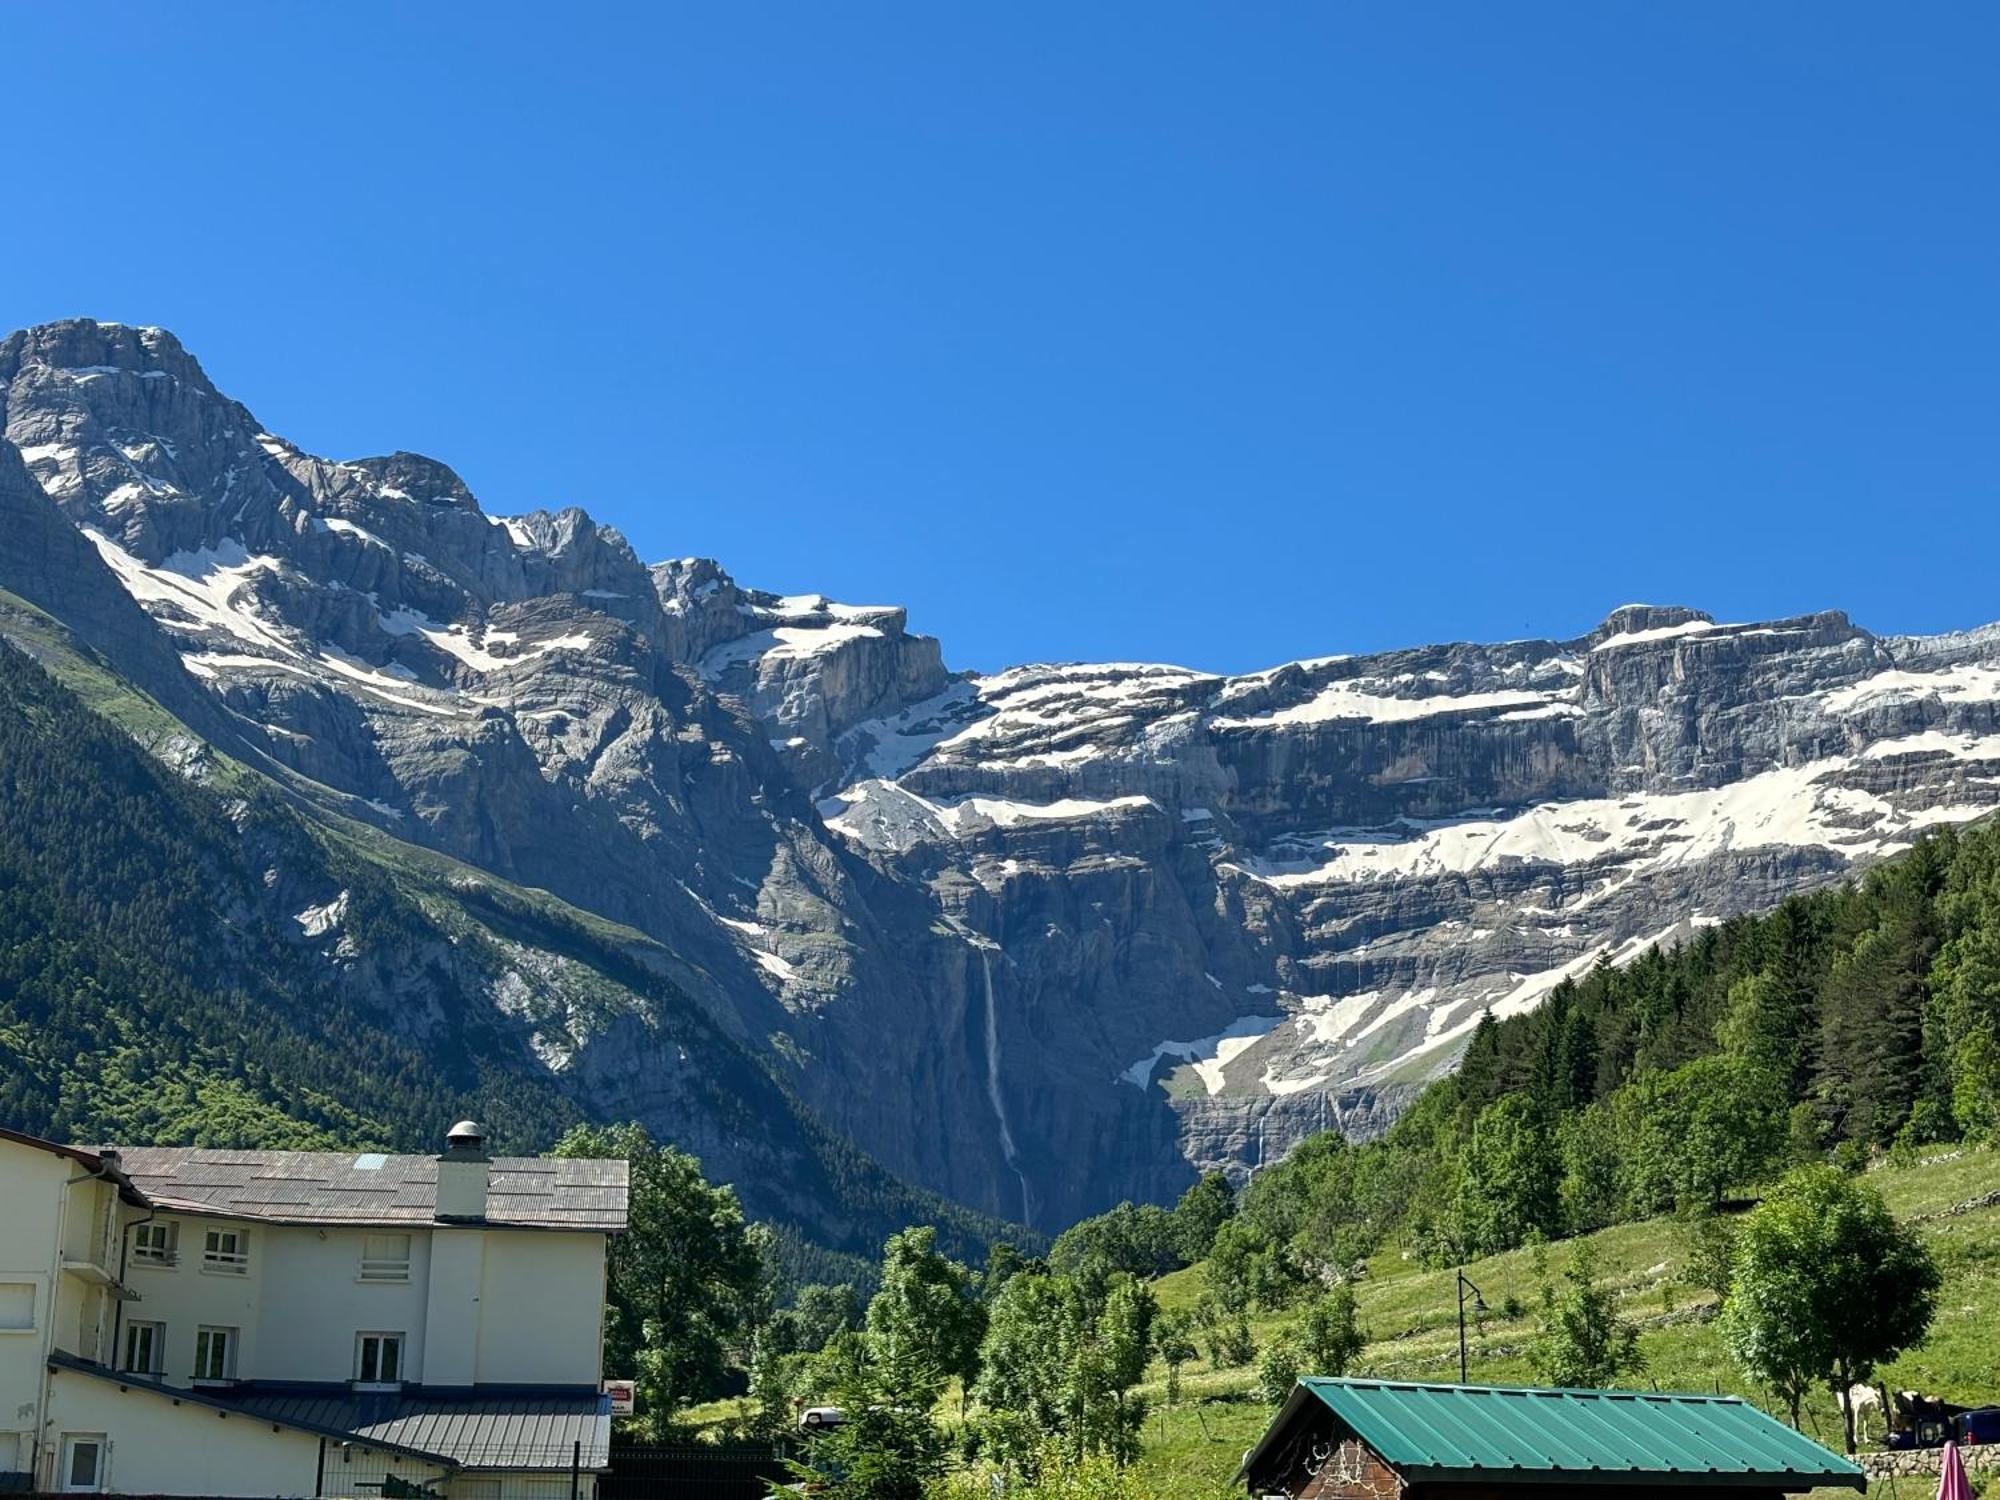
{"left": 1719, "top": 1166, "right": 1939, "bottom": 1449}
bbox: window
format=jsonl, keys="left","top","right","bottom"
{"left": 131, "top": 1221, "right": 178, "bottom": 1266}
{"left": 359, "top": 1233, "right": 412, "bottom": 1283}
{"left": 193, "top": 1325, "right": 236, "bottom": 1381}
{"left": 60, "top": 1433, "right": 106, "bottom": 1493}
{"left": 0, "top": 1282, "right": 33, "bottom": 1332}
{"left": 122, "top": 1320, "right": 164, "bottom": 1375}
{"left": 355, "top": 1332, "right": 405, "bottom": 1385}
{"left": 201, "top": 1227, "right": 248, "bottom": 1275}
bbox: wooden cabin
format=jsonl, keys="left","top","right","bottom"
{"left": 1239, "top": 1378, "right": 1866, "bottom": 1500}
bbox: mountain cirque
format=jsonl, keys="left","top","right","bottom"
{"left": 5, "top": 317, "right": 1999, "bottom": 1231}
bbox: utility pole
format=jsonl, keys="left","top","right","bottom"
{"left": 1456, "top": 1270, "right": 1487, "bottom": 1384}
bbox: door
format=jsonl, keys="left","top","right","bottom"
{"left": 59, "top": 1433, "right": 107, "bottom": 1493}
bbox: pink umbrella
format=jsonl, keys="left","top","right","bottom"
{"left": 1938, "top": 1441, "right": 1975, "bottom": 1500}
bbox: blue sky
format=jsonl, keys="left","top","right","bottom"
{"left": 3, "top": 5, "right": 1994, "bottom": 674}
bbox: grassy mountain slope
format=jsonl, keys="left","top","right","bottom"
{"left": 1135, "top": 1146, "right": 2000, "bottom": 1495}
{"left": 0, "top": 611, "right": 1033, "bottom": 1281}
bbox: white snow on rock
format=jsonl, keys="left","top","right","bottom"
{"left": 82, "top": 530, "right": 295, "bottom": 656}
{"left": 1229, "top": 741, "right": 2000, "bottom": 890}
{"left": 315, "top": 516, "right": 393, "bottom": 550}
{"left": 754, "top": 950, "right": 798, "bottom": 983}
{"left": 836, "top": 683, "right": 986, "bottom": 780}
{"left": 821, "top": 780, "right": 1157, "bottom": 842}
{"left": 1211, "top": 681, "right": 1562, "bottom": 729}
{"left": 1822, "top": 663, "right": 2000, "bottom": 715}
{"left": 294, "top": 891, "right": 349, "bottom": 938}
{"left": 1591, "top": 619, "right": 1724, "bottom": 651}
{"left": 315, "top": 647, "right": 461, "bottom": 716}
{"left": 771, "top": 593, "right": 899, "bottom": 622}
{"left": 379, "top": 605, "right": 591, "bottom": 673}
{"left": 1121, "top": 1014, "right": 1284, "bottom": 1095}
{"left": 701, "top": 622, "right": 886, "bottom": 678}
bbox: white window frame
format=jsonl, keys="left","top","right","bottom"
{"left": 201, "top": 1226, "right": 249, "bottom": 1276}
{"left": 131, "top": 1221, "right": 178, "bottom": 1267}
{"left": 193, "top": 1325, "right": 237, "bottom": 1382}
{"left": 0, "top": 1280, "right": 35, "bottom": 1333}
{"left": 359, "top": 1232, "right": 412, "bottom": 1283}
{"left": 355, "top": 1330, "right": 406, "bottom": 1386}
{"left": 122, "top": 1319, "right": 164, "bottom": 1375}
{"left": 59, "top": 1432, "right": 108, "bottom": 1493}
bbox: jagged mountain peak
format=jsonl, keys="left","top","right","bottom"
{"left": 0, "top": 318, "right": 212, "bottom": 392}
{"left": 1593, "top": 601, "right": 1713, "bottom": 639}
{"left": 6, "top": 318, "right": 2000, "bottom": 1234}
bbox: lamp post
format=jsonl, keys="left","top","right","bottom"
{"left": 1456, "top": 1269, "right": 1487, "bottom": 1384}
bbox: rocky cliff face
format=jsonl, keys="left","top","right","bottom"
{"left": 6, "top": 318, "right": 1999, "bottom": 1232}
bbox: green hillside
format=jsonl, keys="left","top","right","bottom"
{"left": 0, "top": 619, "right": 1032, "bottom": 1284}
{"left": 1132, "top": 1146, "right": 2000, "bottom": 1495}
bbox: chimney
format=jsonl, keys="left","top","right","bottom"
{"left": 434, "top": 1120, "right": 492, "bottom": 1222}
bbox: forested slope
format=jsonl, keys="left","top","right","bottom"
{"left": 1172, "top": 810, "right": 2000, "bottom": 1298}
{"left": 0, "top": 634, "right": 1027, "bottom": 1280}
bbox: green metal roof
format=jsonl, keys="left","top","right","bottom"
{"left": 1246, "top": 1378, "right": 1866, "bottom": 1490}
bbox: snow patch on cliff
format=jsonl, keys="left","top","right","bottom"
{"left": 1121, "top": 1014, "right": 1284, "bottom": 1095}
{"left": 1211, "top": 681, "right": 1564, "bottom": 729}
{"left": 1231, "top": 742, "right": 2000, "bottom": 889}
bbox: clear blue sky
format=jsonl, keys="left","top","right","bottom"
{"left": 3, "top": 5, "right": 1994, "bottom": 674}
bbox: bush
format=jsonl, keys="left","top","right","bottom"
{"left": 1256, "top": 1340, "right": 1302, "bottom": 1406}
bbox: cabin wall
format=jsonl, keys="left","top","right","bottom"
{"left": 1290, "top": 1436, "right": 1400, "bottom": 1499}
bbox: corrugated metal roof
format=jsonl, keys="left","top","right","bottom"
{"left": 235, "top": 1390, "right": 612, "bottom": 1470}
{"left": 107, "top": 1147, "right": 628, "bottom": 1230}
{"left": 47, "top": 1356, "right": 452, "bottom": 1468}
{"left": 1250, "top": 1379, "right": 1866, "bottom": 1490}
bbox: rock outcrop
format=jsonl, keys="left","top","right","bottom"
{"left": 6, "top": 317, "right": 1999, "bottom": 1232}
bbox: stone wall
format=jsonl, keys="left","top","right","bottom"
{"left": 1862, "top": 1445, "right": 2000, "bottom": 1480}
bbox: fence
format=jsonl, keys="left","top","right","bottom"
{"left": 598, "top": 1442, "right": 794, "bottom": 1500}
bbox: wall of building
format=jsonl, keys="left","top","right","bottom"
{"left": 43, "top": 1364, "right": 454, "bottom": 1499}
{"left": 475, "top": 1232, "right": 605, "bottom": 1387}
{"left": 44, "top": 1362, "right": 318, "bottom": 1497}
{"left": 123, "top": 1212, "right": 265, "bottom": 1382}
{"left": 50, "top": 1177, "right": 120, "bottom": 1374}
{"left": 0, "top": 1140, "right": 76, "bottom": 1483}
{"left": 125, "top": 1214, "right": 606, "bottom": 1390}
{"left": 253, "top": 1222, "right": 435, "bottom": 1384}
{"left": 1290, "top": 1436, "right": 1401, "bottom": 1500}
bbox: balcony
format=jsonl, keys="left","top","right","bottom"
{"left": 60, "top": 1259, "right": 140, "bottom": 1301}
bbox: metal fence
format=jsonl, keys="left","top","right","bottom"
{"left": 598, "top": 1442, "right": 794, "bottom": 1500}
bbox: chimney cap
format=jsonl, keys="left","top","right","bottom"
{"left": 442, "top": 1120, "right": 489, "bottom": 1155}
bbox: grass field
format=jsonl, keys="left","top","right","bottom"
{"left": 1130, "top": 1146, "right": 2000, "bottom": 1496}
{"left": 681, "top": 1147, "right": 2000, "bottom": 1496}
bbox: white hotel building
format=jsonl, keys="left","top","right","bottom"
{"left": 0, "top": 1121, "right": 627, "bottom": 1498}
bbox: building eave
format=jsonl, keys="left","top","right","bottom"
{"left": 0, "top": 1126, "right": 151, "bottom": 1207}
{"left": 45, "top": 1354, "right": 460, "bottom": 1469}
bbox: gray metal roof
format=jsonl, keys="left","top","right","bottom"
{"left": 107, "top": 1146, "right": 628, "bottom": 1231}
{"left": 236, "top": 1390, "right": 613, "bottom": 1470}
{"left": 47, "top": 1355, "right": 458, "bottom": 1468}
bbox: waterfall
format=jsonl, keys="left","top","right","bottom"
{"left": 980, "top": 948, "right": 1033, "bottom": 1225}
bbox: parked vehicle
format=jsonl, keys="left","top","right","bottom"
{"left": 1955, "top": 1408, "right": 2000, "bottom": 1446}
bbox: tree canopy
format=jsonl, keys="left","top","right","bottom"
{"left": 1719, "top": 1166, "right": 1939, "bottom": 1449}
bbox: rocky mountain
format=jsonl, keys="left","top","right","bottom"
{"left": 5, "top": 318, "right": 1998, "bottom": 1233}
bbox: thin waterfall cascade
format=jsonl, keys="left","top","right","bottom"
{"left": 979, "top": 946, "right": 1033, "bottom": 1226}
